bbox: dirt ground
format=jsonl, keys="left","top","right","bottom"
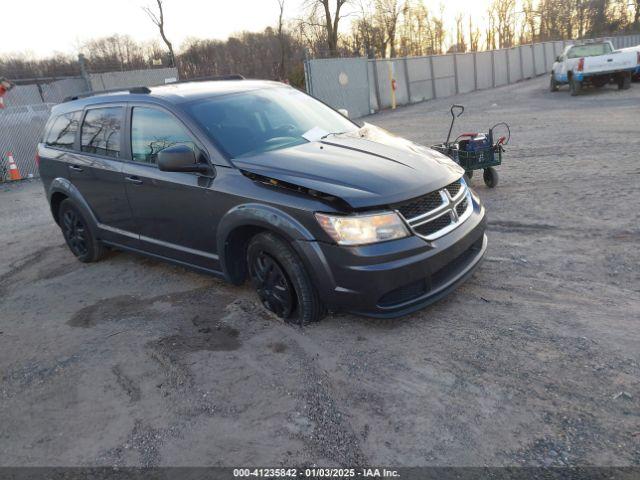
{"left": 1, "top": 76, "right": 639, "bottom": 468}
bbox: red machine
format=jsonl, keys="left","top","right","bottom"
{"left": 0, "top": 78, "right": 14, "bottom": 109}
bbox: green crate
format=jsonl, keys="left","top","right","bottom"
{"left": 431, "top": 143, "right": 502, "bottom": 171}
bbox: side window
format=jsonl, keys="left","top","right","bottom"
{"left": 81, "top": 107, "right": 123, "bottom": 158}
{"left": 45, "top": 111, "right": 82, "bottom": 150}
{"left": 131, "top": 107, "right": 196, "bottom": 164}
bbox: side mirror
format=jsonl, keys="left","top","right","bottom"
{"left": 555, "top": 56, "right": 561, "bottom": 62}
{"left": 158, "top": 145, "right": 210, "bottom": 173}
{"left": 337, "top": 108, "right": 349, "bottom": 118}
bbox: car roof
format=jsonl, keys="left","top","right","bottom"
{"left": 51, "top": 79, "right": 285, "bottom": 116}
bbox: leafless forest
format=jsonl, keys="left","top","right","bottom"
{"left": 2, "top": 0, "right": 640, "bottom": 85}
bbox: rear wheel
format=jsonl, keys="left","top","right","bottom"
{"left": 617, "top": 72, "right": 631, "bottom": 90}
{"left": 59, "top": 199, "right": 105, "bottom": 263}
{"left": 570, "top": 77, "right": 582, "bottom": 96}
{"left": 483, "top": 167, "right": 499, "bottom": 188}
{"left": 549, "top": 74, "right": 559, "bottom": 92}
{"left": 247, "top": 232, "right": 324, "bottom": 325}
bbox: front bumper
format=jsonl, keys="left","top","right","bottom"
{"left": 294, "top": 192, "right": 487, "bottom": 318}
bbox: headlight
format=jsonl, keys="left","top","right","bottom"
{"left": 315, "top": 211, "right": 410, "bottom": 245}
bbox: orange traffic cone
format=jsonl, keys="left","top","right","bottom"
{"left": 6, "top": 152, "right": 22, "bottom": 181}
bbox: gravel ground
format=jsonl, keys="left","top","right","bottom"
{"left": 1, "top": 76, "right": 639, "bottom": 468}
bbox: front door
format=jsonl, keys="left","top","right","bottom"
{"left": 122, "top": 105, "right": 220, "bottom": 272}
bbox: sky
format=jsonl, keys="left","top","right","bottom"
{"left": 3, "top": 0, "right": 490, "bottom": 58}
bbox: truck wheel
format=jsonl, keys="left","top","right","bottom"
{"left": 483, "top": 167, "right": 499, "bottom": 188}
{"left": 617, "top": 72, "right": 631, "bottom": 90}
{"left": 247, "top": 232, "right": 324, "bottom": 325}
{"left": 549, "top": 74, "right": 559, "bottom": 92}
{"left": 570, "top": 77, "right": 582, "bottom": 96}
{"left": 58, "top": 199, "right": 105, "bottom": 263}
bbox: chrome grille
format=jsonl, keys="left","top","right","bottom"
{"left": 395, "top": 178, "right": 473, "bottom": 241}
{"left": 396, "top": 191, "right": 443, "bottom": 219}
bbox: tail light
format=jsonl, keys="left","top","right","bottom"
{"left": 577, "top": 58, "right": 585, "bottom": 71}
{"left": 35, "top": 152, "right": 40, "bottom": 167}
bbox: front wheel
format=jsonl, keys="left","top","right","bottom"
{"left": 549, "top": 74, "right": 559, "bottom": 92}
{"left": 247, "top": 232, "right": 324, "bottom": 325}
{"left": 59, "top": 199, "right": 105, "bottom": 263}
{"left": 483, "top": 167, "right": 499, "bottom": 188}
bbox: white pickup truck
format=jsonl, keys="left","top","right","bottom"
{"left": 619, "top": 44, "right": 640, "bottom": 79}
{"left": 550, "top": 40, "right": 639, "bottom": 95}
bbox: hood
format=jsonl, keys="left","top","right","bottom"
{"left": 233, "top": 123, "right": 464, "bottom": 210}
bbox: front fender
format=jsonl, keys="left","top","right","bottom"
{"left": 216, "top": 203, "right": 316, "bottom": 282}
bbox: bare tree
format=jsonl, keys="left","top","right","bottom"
{"left": 276, "top": 0, "right": 287, "bottom": 78}
{"left": 304, "top": 0, "right": 352, "bottom": 57}
{"left": 375, "top": 0, "right": 401, "bottom": 57}
{"left": 143, "top": 0, "right": 176, "bottom": 67}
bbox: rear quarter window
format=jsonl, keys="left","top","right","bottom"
{"left": 45, "top": 111, "right": 82, "bottom": 150}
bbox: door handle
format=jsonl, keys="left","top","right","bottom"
{"left": 125, "top": 175, "right": 143, "bottom": 185}
{"left": 69, "top": 165, "right": 83, "bottom": 172}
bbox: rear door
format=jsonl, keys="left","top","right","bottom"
{"left": 121, "top": 104, "right": 220, "bottom": 271}
{"left": 71, "top": 105, "right": 137, "bottom": 246}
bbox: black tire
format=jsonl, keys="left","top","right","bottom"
{"left": 570, "top": 77, "right": 581, "bottom": 96}
{"left": 549, "top": 74, "right": 559, "bottom": 92}
{"left": 58, "top": 199, "right": 105, "bottom": 263}
{"left": 483, "top": 167, "right": 499, "bottom": 188}
{"left": 247, "top": 232, "right": 324, "bottom": 325}
{"left": 617, "top": 72, "right": 631, "bottom": 90}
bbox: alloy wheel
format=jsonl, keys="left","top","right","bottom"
{"left": 62, "top": 208, "right": 88, "bottom": 257}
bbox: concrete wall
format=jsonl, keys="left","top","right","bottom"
{"left": 475, "top": 51, "right": 493, "bottom": 89}
{"left": 306, "top": 32, "right": 640, "bottom": 118}
{"left": 405, "top": 57, "right": 433, "bottom": 103}
{"left": 456, "top": 54, "right": 475, "bottom": 93}
{"left": 508, "top": 48, "right": 522, "bottom": 83}
{"left": 432, "top": 55, "right": 456, "bottom": 98}
{"left": 88, "top": 67, "right": 178, "bottom": 91}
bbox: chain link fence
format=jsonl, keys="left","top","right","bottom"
{"left": 0, "top": 67, "right": 178, "bottom": 182}
{"left": 305, "top": 33, "right": 640, "bottom": 118}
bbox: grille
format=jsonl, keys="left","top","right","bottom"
{"left": 445, "top": 180, "right": 462, "bottom": 198}
{"left": 378, "top": 279, "right": 427, "bottom": 307}
{"left": 414, "top": 214, "right": 452, "bottom": 236}
{"left": 396, "top": 191, "right": 443, "bottom": 219}
{"left": 456, "top": 198, "right": 469, "bottom": 216}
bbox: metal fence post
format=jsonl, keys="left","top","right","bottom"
{"left": 453, "top": 54, "right": 459, "bottom": 94}
{"left": 403, "top": 57, "right": 412, "bottom": 103}
{"left": 77, "top": 54, "right": 92, "bottom": 92}
{"left": 519, "top": 46, "right": 524, "bottom": 80}
{"left": 473, "top": 52, "right": 478, "bottom": 91}
{"left": 428, "top": 55, "right": 437, "bottom": 99}
{"left": 531, "top": 44, "right": 537, "bottom": 76}
{"left": 372, "top": 60, "right": 382, "bottom": 112}
{"left": 491, "top": 50, "right": 496, "bottom": 87}
{"left": 506, "top": 49, "right": 511, "bottom": 84}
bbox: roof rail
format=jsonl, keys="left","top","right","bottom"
{"left": 63, "top": 86, "right": 151, "bottom": 103}
{"left": 167, "top": 74, "right": 245, "bottom": 84}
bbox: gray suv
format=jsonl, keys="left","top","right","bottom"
{"left": 38, "top": 78, "right": 487, "bottom": 324}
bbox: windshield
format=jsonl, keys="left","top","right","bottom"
{"left": 567, "top": 43, "right": 612, "bottom": 58}
{"left": 187, "top": 87, "right": 358, "bottom": 158}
